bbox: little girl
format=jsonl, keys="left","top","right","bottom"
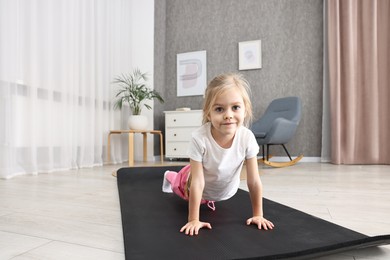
{"left": 163, "top": 73, "right": 274, "bottom": 236}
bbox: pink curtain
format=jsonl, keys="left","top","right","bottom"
{"left": 327, "top": 0, "right": 390, "bottom": 164}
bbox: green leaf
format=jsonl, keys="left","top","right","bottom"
{"left": 112, "top": 68, "right": 164, "bottom": 115}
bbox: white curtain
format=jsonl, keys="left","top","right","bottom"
{"left": 0, "top": 0, "right": 134, "bottom": 179}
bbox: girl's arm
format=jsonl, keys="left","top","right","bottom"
{"left": 180, "top": 159, "right": 212, "bottom": 236}
{"left": 245, "top": 157, "right": 274, "bottom": 230}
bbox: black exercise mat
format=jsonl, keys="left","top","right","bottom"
{"left": 117, "top": 166, "right": 390, "bottom": 260}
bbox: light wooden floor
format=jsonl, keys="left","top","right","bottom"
{"left": 0, "top": 161, "right": 389, "bottom": 260}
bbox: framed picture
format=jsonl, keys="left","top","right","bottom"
{"left": 238, "top": 40, "right": 262, "bottom": 70}
{"left": 177, "top": 50, "right": 207, "bottom": 97}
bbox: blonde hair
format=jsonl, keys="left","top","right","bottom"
{"left": 202, "top": 73, "right": 253, "bottom": 127}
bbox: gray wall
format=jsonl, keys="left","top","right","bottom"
{"left": 154, "top": 0, "right": 323, "bottom": 157}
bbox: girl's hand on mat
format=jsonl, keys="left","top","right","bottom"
{"left": 246, "top": 216, "right": 274, "bottom": 230}
{"left": 180, "top": 220, "right": 212, "bottom": 236}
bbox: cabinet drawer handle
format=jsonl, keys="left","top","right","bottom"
{"left": 173, "top": 119, "right": 176, "bottom": 122}
{"left": 174, "top": 134, "right": 177, "bottom": 136}
{"left": 174, "top": 148, "right": 177, "bottom": 151}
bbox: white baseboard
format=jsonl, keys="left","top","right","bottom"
{"left": 258, "top": 156, "right": 322, "bottom": 163}
{"left": 156, "top": 156, "right": 323, "bottom": 163}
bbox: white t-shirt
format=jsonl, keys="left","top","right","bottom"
{"left": 187, "top": 122, "right": 259, "bottom": 201}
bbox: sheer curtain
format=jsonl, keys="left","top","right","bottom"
{"left": 325, "top": 0, "right": 390, "bottom": 164}
{"left": 0, "top": 0, "right": 135, "bottom": 179}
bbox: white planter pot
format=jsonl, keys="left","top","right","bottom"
{"left": 128, "top": 115, "right": 148, "bottom": 130}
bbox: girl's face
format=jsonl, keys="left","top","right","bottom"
{"left": 208, "top": 87, "right": 246, "bottom": 143}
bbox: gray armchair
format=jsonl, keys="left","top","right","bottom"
{"left": 250, "top": 96, "right": 303, "bottom": 167}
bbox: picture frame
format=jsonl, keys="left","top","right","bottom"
{"left": 177, "top": 50, "right": 207, "bottom": 97}
{"left": 238, "top": 40, "right": 262, "bottom": 70}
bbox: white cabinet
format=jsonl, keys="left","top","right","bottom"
{"left": 164, "top": 110, "right": 202, "bottom": 159}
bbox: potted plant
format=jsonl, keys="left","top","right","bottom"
{"left": 113, "top": 68, "right": 164, "bottom": 129}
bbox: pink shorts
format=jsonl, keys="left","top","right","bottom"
{"left": 165, "top": 164, "right": 215, "bottom": 211}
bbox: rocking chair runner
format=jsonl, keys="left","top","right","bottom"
{"left": 250, "top": 96, "right": 303, "bottom": 167}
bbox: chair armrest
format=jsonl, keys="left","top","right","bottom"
{"left": 265, "top": 117, "right": 298, "bottom": 144}
{"left": 252, "top": 131, "right": 267, "bottom": 138}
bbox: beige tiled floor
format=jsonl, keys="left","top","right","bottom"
{"left": 0, "top": 161, "right": 389, "bottom": 259}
